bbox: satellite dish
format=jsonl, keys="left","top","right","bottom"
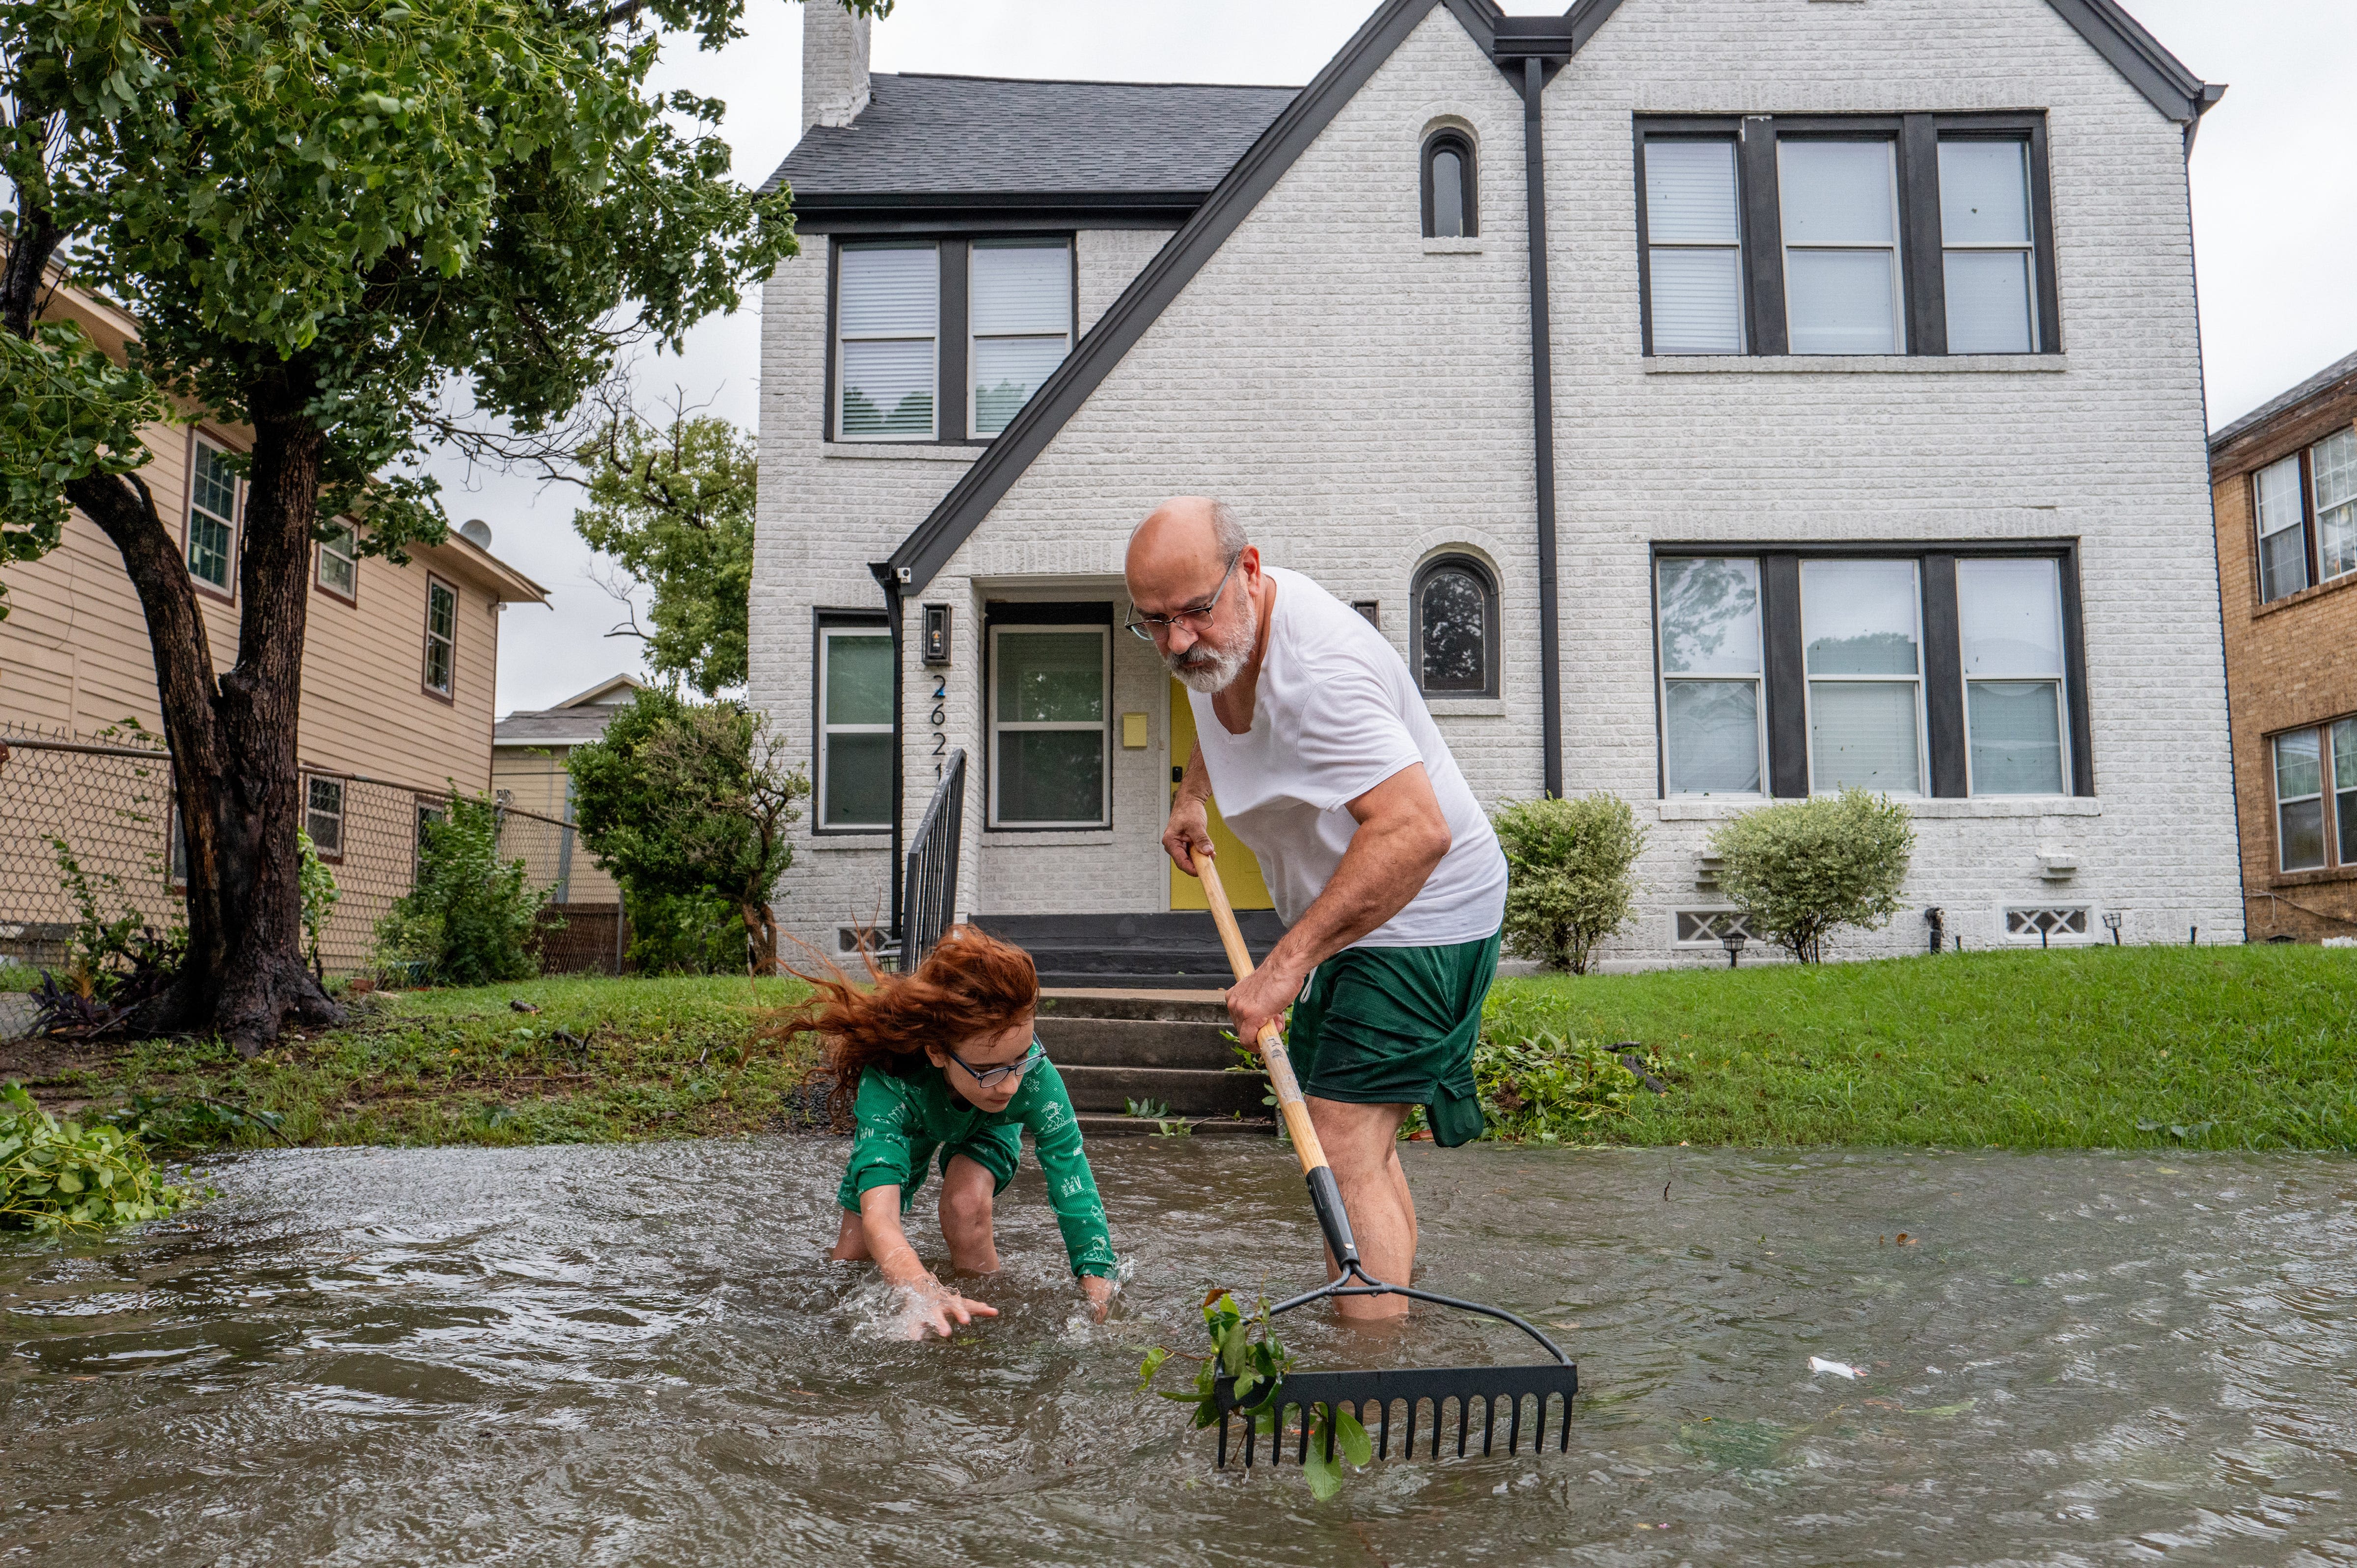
{"left": 459, "top": 518, "right": 493, "bottom": 550}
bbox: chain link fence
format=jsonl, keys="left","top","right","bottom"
{"left": 0, "top": 725, "right": 618, "bottom": 977}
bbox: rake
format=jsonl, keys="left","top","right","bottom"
{"left": 1193, "top": 856, "right": 1578, "bottom": 1469}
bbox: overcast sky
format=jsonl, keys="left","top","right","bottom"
{"left": 465, "top": 0, "right": 2357, "bottom": 715}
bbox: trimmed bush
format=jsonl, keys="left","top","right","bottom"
{"left": 1710, "top": 788, "right": 1914, "bottom": 963}
{"left": 1492, "top": 792, "right": 1645, "bottom": 973}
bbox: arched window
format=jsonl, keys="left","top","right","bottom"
{"left": 1422, "top": 131, "right": 1477, "bottom": 239}
{"left": 1412, "top": 554, "right": 1498, "bottom": 698}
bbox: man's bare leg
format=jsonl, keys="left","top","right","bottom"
{"left": 1305, "top": 1097, "right": 1413, "bottom": 1321}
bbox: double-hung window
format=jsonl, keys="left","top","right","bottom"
{"left": 969, "top": 243, "right": 1072, "bottom": 437}
{"left": 2255, "top": 453, "right": 2309, "bottom": 601}
{"left": 989, "top": 622, "right": 1108, "bottom": 828}
{"left": 836, "top": 244, "right": 939, "bottom": 440}
{"left": 2317, "top": 428, "right": 2357, "bottom": 582}
{"left": 1780, "top": 139, "right": 1903, "bottom": 354}
{"left": 817, "top": 623, "right": 893, "bottom": 830}
{"left": 1641, "top": 140, "right": 1745, "bottom": 354}
{"left": 422, "top": 577, "right": 458, "bottom": 698}
{"left": 188, "top": 439, "right": 240, "bottom": 594}
{"left": 1957, "top": 558, "right": 2069, "bottom": 794}
{"left": 317, "top": 523, "right": 359, "bottom": 600}
{"left": 1656, "top": 557, "right": 1764, "bottom": 793}
{"left": 2270, "top": 717, "right": 2357, "bottom": 873}
{"left": 1636, "top": 114, "right": 2056, "bottom": 358}
{"left": 1657, "top": 548, "right": 2087, "bottom": 801}
{"left": 2251, "top": 425, "right": 2357, "bottom": 603}
{"left": 304, "top": 775, "right": 347, "bottom": 859}
{"left": 1802, "top": 560, "right": 1924, "bottom": 793}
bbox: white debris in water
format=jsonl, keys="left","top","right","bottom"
{"left": 1809, "top": 1356, "right": 1862, "bottom": 1379}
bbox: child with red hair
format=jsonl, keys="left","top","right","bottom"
{"left": 777, "top": 925, "right": 1116, "bottom": 1336}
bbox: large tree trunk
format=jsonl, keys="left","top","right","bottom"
{"left": 57, "top": 370, "right": 345, "bottom": 1052}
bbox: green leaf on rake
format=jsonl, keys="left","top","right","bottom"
{"left": 1301, "top": 1431, "right": 1343, "bottom": 1500}
{"left": 1333, "top": 1405, "right": 1373, "bottom": 1468}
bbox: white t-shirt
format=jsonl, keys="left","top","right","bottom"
{"left": 1187, "top": 566, "right": 1507, "bottom": 947}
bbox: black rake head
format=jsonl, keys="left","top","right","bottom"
{"left": 1213, "top": 1361, "right": 1579, "bottom": 1468}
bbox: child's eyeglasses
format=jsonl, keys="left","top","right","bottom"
{"left": 947, "top": 1039, "right": 1044, "bottom": 1090}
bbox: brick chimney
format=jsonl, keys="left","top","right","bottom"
{"left": 802, "top": 1, "right": 872, "bottom": 134}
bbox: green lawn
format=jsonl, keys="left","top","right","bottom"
{"left": 5, "top": 946, "right": 2351, "bottom": 1154}
{"left": 1485, "top": 944, "right": 2357, "bottom": 1151}
{"left": 10, "top": 973, "right": 819, "bottom": 1151}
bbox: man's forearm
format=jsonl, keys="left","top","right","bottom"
{"left": 1174, "top": 743, "right": 1209, "bottom": 807}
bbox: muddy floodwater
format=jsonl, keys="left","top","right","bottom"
{"left": 4, "top": 1138, "right": 2354, "bottom": 1565}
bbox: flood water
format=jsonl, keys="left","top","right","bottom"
{"left": 4, "top": 1137, "right": 2354, "bottom": 1565}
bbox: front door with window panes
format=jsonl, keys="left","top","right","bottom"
{"left": 989, "top": 624, "right": 1108, "bottom": 828}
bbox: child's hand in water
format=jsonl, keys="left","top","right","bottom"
{"left": 906, "top": 1279, "right": 998, "bottom": 1339}
{"left": 1080, "top": 1274, "right": 1115, "bottom": 1324}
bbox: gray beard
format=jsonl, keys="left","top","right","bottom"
{"left": 1166, "top": 593, "right": 1257, "bottom": 694}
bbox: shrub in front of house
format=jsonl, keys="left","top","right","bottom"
{"left": 1492, "top": 792, "right": 1645, "bottom": 974}
{"left": 1710, "top": 788, "right": 1914, "bottom": 963}
{"left": 373, "top": 794, "right": 550, "bottom": 987}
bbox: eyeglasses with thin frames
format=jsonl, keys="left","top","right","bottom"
{"left": 946, "top": 1038, "right": 1044, "bottom": 1090}
{"left": 1124, "top": 551, "right": 1241, "bottom": 641}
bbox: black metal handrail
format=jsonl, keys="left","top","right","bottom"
{"left": 896, "top": 748, "right": 966, "bottom": 972}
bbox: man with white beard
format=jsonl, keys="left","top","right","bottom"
{"left": 1124, "top": 496, "right": 1507, "bottom": 1321}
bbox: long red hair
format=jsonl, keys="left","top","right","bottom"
{"left": 770, "top": 924, "right": 1039, "bottom": 1130}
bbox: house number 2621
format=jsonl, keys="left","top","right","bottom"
{"left": 930, "top": 677, "right": 947, "bottom": 778}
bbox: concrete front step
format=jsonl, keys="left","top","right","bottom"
{"left": 976, "top": 911, "right": 1283, "bottom": 988}
{"left": 1037, "top": 1015, "right": 1239, "bottom": 1071}
{"left": 1076, "top": 1112, "right": 1275, "bottom": 1138}
{"left": 1055, "top": 1062, "right": 1270, "bottom": 1119}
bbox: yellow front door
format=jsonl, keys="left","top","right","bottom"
{"left": 1167, "top": 677, "right": 1274, "bottom": 911}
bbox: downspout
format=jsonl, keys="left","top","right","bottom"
{"left": 869, "top": 560, "right": 907, "bottom": 944}
{"left": 1522, "top": 53, "right": 1563, "bottom": 800}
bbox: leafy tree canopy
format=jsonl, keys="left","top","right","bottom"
{"left": 573, "top": 410, "right": 754, "bottom": 695}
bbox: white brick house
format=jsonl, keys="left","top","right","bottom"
{"left": 752, "top": 0, "right": 2243, "bottom": 977}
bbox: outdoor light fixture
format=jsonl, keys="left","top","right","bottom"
{"left": 2102, "top": 910, "right": 2122, "bottom": 946}
{"left": 1722, "top": 930, "right": 1747, "bottom": 969}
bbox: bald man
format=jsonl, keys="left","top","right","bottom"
{"left": 1125, "top": 497, "right": 1507, "bottom": 1321}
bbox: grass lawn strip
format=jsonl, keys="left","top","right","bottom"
{"left": 1, "top": 946, "right": 2349, "bottom": 1154}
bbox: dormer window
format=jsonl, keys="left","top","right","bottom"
{"left": 1422, "top": 131, "right": 1477, "bottom": 239}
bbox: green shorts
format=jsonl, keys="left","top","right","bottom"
{"left": 834, "top": 1121, "right": 1023, "bottom": 1215}
{"left": 1287, "top": 929, "right": 1502, "bottom": 1149}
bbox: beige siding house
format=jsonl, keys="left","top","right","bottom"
{"left": 491, "top": 674, "right": 643, "bottom": 907}
{"left": 0, "top": 278, "right": 548, "bottom": 973}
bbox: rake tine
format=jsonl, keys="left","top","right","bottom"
{"left": 1379, "top": 1398, "right": 1393, "bottom": 1461}
{"left": 1456, "top": 1396, "right": 1469, "bottom": 1459}
{"left": 1560, "top": 1391, "right": 1572, "bottom": 1452}
{"left": 1218, "top": 1408, "right": 1230, "bottom": 1469}
{"left": 1508, "top": 1392, "right": 1525, "bottom": 1455}
{"left": 1481, "top": 1394, "right": 1496, "bottom": 1457}
{"left": 1296, "top": 1400, "right": 1309, "bottom": 1466}
{"left": 1323, "top": 1402, "right": 1338, "bottom": 1465}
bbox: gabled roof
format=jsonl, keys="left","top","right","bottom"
{"left": 552, "top": 673, "right": 645, "bottom": 709}
{"left": 878, "top": 0, "right": 2216, "bottom": 592}
{"left": 765, "top": 73, "right": 1301, "bottom": 222}
{"left": 493, "top": 674, "right": 644, "bottom": 749}
{"left": 2209, "top": 349, "right": 2357, "bottom": 453}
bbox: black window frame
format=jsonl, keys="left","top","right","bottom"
{"left": 981, "top": 600, "right": 1114, "bottom": 834}
{"left": 1410, "top": 552, "right": 1501, "bottom": 701}
{"left": 1651, "top": 541, "right": 2092, "bottom": 801}
{"left": 825, "top": 232, "right": 1078, "bottom": 447}
{"left": 1634, "top": 113, "right": 2060, "bottom": 359}
{"left": 811, "top": 606, "right": 894, "bottom": 836}
{"left": 1421, "top": 129, "right": 1478, "bottom": 240}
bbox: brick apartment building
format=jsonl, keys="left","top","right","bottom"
{"left": 2210, "top": 349, "right": 2357, "bottom": 943}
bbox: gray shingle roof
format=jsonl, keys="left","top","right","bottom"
{"left": 764, "top": 73, "right": 1300, "bottom": 201}
{"left": 493, "top": 707, "right": 624, "bottom": 750}
{"left": 2210, "top": 348, "right": 2357, "bottom": 450}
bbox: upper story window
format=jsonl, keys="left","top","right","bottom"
{"left": 831, "top": 236, "right": 1074, "bottom": 445}
{"left": 1412, "top": 554, "right": 1498, "bottom": 699}
{"left": 970, "top": 242, "right": 1073, "bottom": 437}
{"left": 422, "top": 576, "right": 458, "bottom": 699}
{"left": 2253, "top": 425, "right": 2357, "bottom": 603}
{"left": 187, "top": 438, "right": 240, "bottom": 595}
{"left": 1637, "top": 114, "right": 2057, "bottom": 358}
{"left": 1422, "top": 130, "right": 1477, "bottom": 239}
{"left": 1656, "top": 547, "right": 2087, "bottom": 801}
{"left": 837, "top": 244, "right": 939, "bottom": 440}
{"left": 316, "top": 522, "right": 359, "bottom": 601}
